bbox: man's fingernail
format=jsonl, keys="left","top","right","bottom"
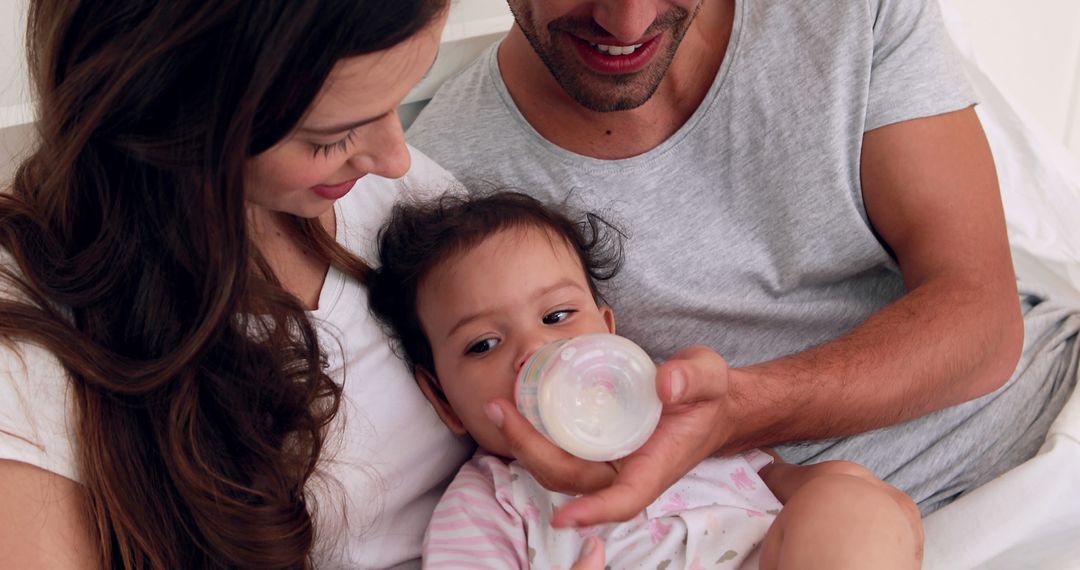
{"left": 484, "top": 402, "right": 505, "bottom": 428}
{"left": 581, "top": 536, "right": 597, "bottom": 557}
{"left": 670, "top": 369, "right": 686, "bottom": 402}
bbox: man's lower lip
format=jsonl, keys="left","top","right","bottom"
{"left": 310, "top": 177, "right": 361, "bottom": 200}
{"left": 569, "top": 35, "right": 662, "bottom": 75}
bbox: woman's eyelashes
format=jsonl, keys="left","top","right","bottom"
{"left": 309, "top": 128, "right": 358, "bottom": 159}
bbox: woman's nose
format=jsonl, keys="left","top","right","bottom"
{"left": 348, "top": 113, "right": 411, "bottom": 179}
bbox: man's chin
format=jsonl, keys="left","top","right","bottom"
{"left": 559, "top": 81, "right": 660, "bottom": 113}
{"left": 546, "top": 49, "right": 668, "bottom": 112}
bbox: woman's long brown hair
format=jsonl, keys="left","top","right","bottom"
{"left": 0, "top": 0, "right": 445, "bottom": 567}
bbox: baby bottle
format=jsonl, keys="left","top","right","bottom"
{"left": 514, "top": 333, "right": 661, "bottom": 462}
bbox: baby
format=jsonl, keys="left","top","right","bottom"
{"left": 368, "top": 191, "right": 922, "bottom": 569}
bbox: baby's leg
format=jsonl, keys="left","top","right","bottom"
{"left": 757, "top": 460, "right": 923, "bottom": 570}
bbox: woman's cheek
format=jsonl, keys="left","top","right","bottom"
{"left": 264, "top": 142, "right": 339, "bottom": 189}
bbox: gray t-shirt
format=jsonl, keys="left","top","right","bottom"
{"left": 408, "top": 0, "right": 1079, "bottom": 513}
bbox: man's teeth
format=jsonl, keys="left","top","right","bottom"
{"left": 590, "top": 42, "right": 644, "bottom": 56}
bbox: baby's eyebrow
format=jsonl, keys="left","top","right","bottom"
{"left": 444, "top": 280, "right": 586, "bottom": 340}
{"left": 532, "top": 279, "right": 587, "bottom": 302}
{"left": 444, "top": 308, "right": 496, "bottom": 342}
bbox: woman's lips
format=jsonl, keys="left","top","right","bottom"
{"left": 569, "top": 34, "right": 663, "bottom": 75}
{"left": 310, "top": 176, "right": 362, "bottom": 200}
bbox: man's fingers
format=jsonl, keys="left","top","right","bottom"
{"left": 535, "top": 345, "right": 735, "bottom": 529}
{"left": 487, "top": 398, "right": 615, "bottom": 494}
{"left": 656, "top": 346, "right": 729, "bottom": 405}
{"left": 551, "top": 447, "right": 677, "bottom": 527}
{"left": 551, "top": 478, "right": 658, "bottom": 528}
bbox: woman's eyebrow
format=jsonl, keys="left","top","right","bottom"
{"left": 299, "top": 110, "right": 393, "bottom": 136}
{"left": 300, "top": 50, "right": 440, "bottom": 137}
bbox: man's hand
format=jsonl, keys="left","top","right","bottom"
{"left": 484, "top": 345, "right": 732, "bottom": 527}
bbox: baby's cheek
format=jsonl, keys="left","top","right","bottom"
{"left": 445, "top": 369, "right": 519, "bottom": 457}
{"left": 477, "top": 409, "right": 517, "bottom": 458}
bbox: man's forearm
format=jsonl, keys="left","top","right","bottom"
{"left": 721, "top": 274, "right": 1023, "bottom": 453}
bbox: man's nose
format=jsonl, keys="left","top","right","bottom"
{"left": 592, "top": 0, "right": 658, "bottom": 43}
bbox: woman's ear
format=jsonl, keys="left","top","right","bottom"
{"left": 601, "top": 305, "right": 616, "bottom": 334}
{"left": 415, "top": 367, "right": 468, "bottom": 436}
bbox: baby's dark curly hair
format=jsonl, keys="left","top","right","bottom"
{"left": 367, "top": 190, "right": 624, "bottom": 374}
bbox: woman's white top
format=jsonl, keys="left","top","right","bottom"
{"left": 0, "top": 146, "right": 472, "bottom": 569}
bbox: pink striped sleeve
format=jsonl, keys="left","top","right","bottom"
{"left": 422, "top": 454, "right": 529, "bottom": 569}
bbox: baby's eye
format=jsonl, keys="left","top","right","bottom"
{"left": 467, "top": 338, "right": 500, "bottom": 354}
{"left": 542, "top": 310, "right": 575, "bottom": 325}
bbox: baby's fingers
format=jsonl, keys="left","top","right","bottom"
{"left": 569, "top": 537, "right": 605, "bottom": 570}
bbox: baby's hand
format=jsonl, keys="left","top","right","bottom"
{"left": 570, "top": 537, "right": 605, "bottom": 570}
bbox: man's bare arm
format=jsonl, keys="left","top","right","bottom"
{"left": 723, "top": 106, "right": 1023, "bottom": 451}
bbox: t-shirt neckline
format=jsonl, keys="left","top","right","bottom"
{"left": 310, "top": 201, "right": 348, "bottom": 318}
{"left": 487, "top": 0, "right": 746, "bottom": 172}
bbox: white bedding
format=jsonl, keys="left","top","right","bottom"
{"left": 923, "top": 4, "right": 1080, "bottom": 568}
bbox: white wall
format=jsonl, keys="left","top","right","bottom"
{"left": 0, "top": 0, "right": 32, "bottom": 184}
{"left": 0, "top": 0, "right": 30, "bottom": 127}
{"left": 950, "top": 0, "right": 1080, "bottom": 160}
{"left": 400, "top": 0, "right": 512, "bottom": 127}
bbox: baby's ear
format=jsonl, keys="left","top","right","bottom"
{"left": 415, "top": 367, "right": 468, "bottom": 436}
{"left": 601, "top": 305, "right": 616, "bottom": 334}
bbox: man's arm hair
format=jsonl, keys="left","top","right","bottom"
{"left": 722, "top": 107, "right": 1023, "bottom": 450}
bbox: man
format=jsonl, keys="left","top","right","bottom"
{"left": 407, "top": 0, "right": 1080, "bottom": 525}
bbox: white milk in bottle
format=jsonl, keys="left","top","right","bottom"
{"left": 514, "top": 333, "right": 661, "bottom": 461}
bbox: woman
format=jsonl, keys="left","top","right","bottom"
{"left": 0, "top": 1, "right": 474, "bottom": 567}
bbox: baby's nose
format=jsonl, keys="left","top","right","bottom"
{"left": 515, "top": 347, "right": 540, "bottom": 374}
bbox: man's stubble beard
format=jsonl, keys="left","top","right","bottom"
{"left": 509, "top": 3, "right": 700, "bottom": 113}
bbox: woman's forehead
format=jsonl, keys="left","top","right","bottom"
{"left": 305, "top": 19, "right": 442, "bottom": 127}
